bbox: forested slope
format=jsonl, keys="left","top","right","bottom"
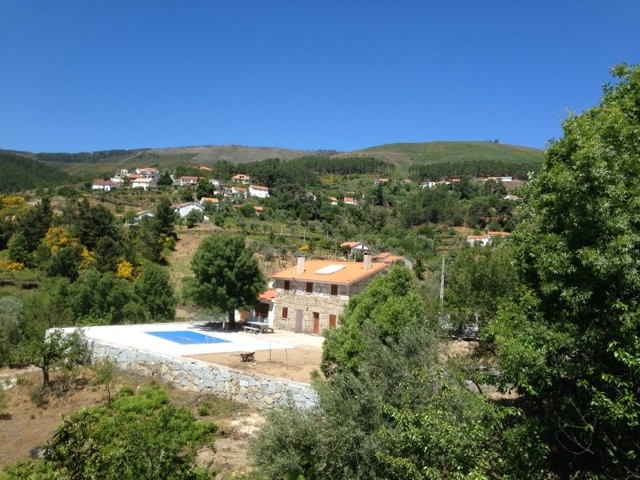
{"left": 0, "top": 152, "right": 69, "bottom": 192}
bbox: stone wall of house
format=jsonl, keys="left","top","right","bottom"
{"left": 273, "top": 275, "right": 381, "bottom": 334}
{"left": 274, "top": 290, "right": 348, "bottom": 333}
{"left": 89, "top": 339, "right": 318, "bottom": 410}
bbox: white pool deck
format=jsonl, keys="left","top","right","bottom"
{"left": 66, "top": 322, "right": 324, "bottom": 357}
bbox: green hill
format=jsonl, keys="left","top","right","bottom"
{"left": 339, "top": 141, "right": 542, "bottom": 170}
{"left": 0, "top": 151, "right": 70, "bottom": 193}
{"left": 0, "top": 141, "right": 543, "bottom": 191}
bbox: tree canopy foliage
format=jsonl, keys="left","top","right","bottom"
{"left": 485, "top": 63, "right": 640, "bottom": 478}
{"left": 321, "top": 266, "right": 434, "bottom": 376}
{"left": 0, "top": 152, "right": 69, "bottom": 193}
{"left": 4, "top": 386, "right": 216, "bottom": 480}
{"left": 184, "top": 234, "right": 266, "bottom": 329}
{"left": 409, "top": 159, "right": 539, "bottom": 182}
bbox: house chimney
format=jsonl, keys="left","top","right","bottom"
{"left": 297, "top": 255, "right": 305, "bottom": 274}
{"left": 363, "top": 251, "right": 372, "bottom": 270}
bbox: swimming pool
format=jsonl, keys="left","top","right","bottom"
{"left": 74, "top": 323, "right": 294, "bottom": 356}
{"left": 145, "top": 330, "right": 230, "bottom": 345}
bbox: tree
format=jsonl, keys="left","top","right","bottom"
{"left": 7, "top": 231, "right": 30, "bottom": 266}
{"left": 156, "top": 170, "right": 173, "bottom": 187}
{"left": 17, "top": 287, "right": 87, "bottom": 388}
{"left": 486, "top": 63, "right": 640, "bottom": 478}
{"left": 25, "top": 385, "right": 216, "bottom": 480}
{"left": 195, "top": 178, "right": 215, "bottom": 199}
{"left": 93, "top": 235, "right": 121, "bottom": 273}
{"left": 134, "top": 263, "right": 176, "bottom": 322}
{"left": 185, "top": 208, "right": 203, "bottom": 228}
{"left": 155, "top": 197, "right": 177, "bottom": 239}
{"left": 251, "top": 320, "right": 514, "bottom": 479}
{"left": 44, "top": 244, "right": 82, "bottom": 280}
{"left": 73, "top": 200, "right": 121, "bottom": 251}
{"left": 68, "top": 269, "right": 137, "bottom": 325}
{"left": 321, "top": 266, "right": 435, "bottom": 377}
{"left": 444, "top": 245, "right": 518, "bottom": 334}
{"left": 184, "top": 235, "right": 265, "bottom": 329}
{"left": 136, "top": 216, "right": 165, "bottom": 263}
{"left": 0, "top": 296, "right": 23, "bottom": 367}
{"left": 18, "top": 197, "right": 53, "bottom": 251}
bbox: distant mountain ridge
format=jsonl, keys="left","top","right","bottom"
{"left": 0, "top": 141, "right": 542, "bottom": 191}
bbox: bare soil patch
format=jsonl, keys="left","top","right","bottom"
{"left": 0, "top": 367, "right": 264, "bottom": 477}
{"left": 189, "top": 342, "right": 324, "bottom": 384}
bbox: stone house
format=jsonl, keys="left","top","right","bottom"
{"left": 271, "top": 254, "right": 388, "bottom": 335}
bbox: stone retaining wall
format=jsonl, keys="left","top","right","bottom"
{"left": 89, "top": 339, "right": 318, "bottom": 410}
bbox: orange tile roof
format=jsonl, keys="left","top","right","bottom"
{"left": 272, "top": 259, "right": 387, "bottom": 285}
{"left": 259, "top": 289, "right": 276, "bottom": 302}
{"left": 467, "top": 235, "right": 489, "bottom": 240}
{"left": 340, "top": 241, "right": 363, "bottom": 248}
{"left": 380, "top": 255, "right": 404, "bottom": 264}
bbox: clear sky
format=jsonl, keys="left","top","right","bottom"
{"left": 1, "top": 1, "right": 638, "bottom": 154}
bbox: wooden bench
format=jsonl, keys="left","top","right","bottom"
{"left": 243, "top": 326, "right": 259, "bottom": 334}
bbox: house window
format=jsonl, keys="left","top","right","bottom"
{"left": 305, "top": 282, "right": 313, "bottom": 293}
{"left": 330, "top": 284, "right": 338, "bottom": 296}
{"left": 329, "top": 314, "right": 337, "bottom": 328}
{"left": 284, "top": 280, "right": 290, "bottom": 291}
{"left": 282, "top": 307, "right": 288, "bottom": 319}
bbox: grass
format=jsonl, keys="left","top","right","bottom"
{"left": 353, "top": 141, "right": 542, "bottom": 171}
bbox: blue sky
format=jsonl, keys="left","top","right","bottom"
{"left": 1, "top": 1, "right": 638, "bottom": 153}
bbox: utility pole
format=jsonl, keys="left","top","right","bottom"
{"left": 439, "top": 256, "right": 445, "bottom": 311}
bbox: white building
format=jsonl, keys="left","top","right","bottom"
{"left": 248, "top": 184, "right": 270, "bottom": 198}
{"left": 131, "top": 177, "right": 157, "bottom": 191}
{"left": 172, "top": 202, "right": 206, "bottom": 219}
{"left": 91, "top": 180, "right": 119, "bottom": 192}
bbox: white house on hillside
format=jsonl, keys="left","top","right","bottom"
{"left": 340, "top": 241, "right": 369, "bottom": 258}
{"left": 172, "top": 202, "right": 207, "bottom": 220}
{"left": 248, "top": 184, "right": 270, "bottom": 198}
{"left": 92, "top": 180, "right": 119, "bottom": 192}
{"left": 131, "top": 177, "right": 157, "bottom": 191}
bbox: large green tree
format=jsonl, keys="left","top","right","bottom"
{"left": 184, "top": 234, "right": 266, "bottom": 329}
{"left": 18, "top": 197, "right": 53, "bottom": 252}
{"left": 486, "top": 63, "right": 640, "bottom": 478}
{"left": 321, "top": 266, "right": 434, "bottom": 377}
{"left": 444, "top": 245, "right": 518, "bottom": 334}
{"left": 252, "top": 283, "right": 524, "bottom": 479}
{"left": 134, "top": 263, "right": 176, "bottom": 322}
{"left": 72, "top": 199, "right": 121, "bottom": 251}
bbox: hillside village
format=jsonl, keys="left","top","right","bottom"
{"left": 3, "top": 91, "right": 639, "bottom": 480}
{"left": 77, "top": 159, "right": 525, "bottom": 336}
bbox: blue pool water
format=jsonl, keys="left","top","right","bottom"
{"left": 145, "top": 330, "right": 231, "bottom": 345}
